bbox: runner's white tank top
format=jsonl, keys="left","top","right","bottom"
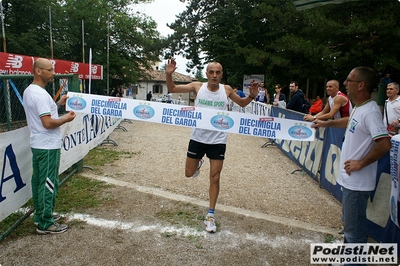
{"left": 191, "top": 83, "right": 228, "bottom": 144}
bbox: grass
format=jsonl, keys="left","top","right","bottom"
{"left": 84, "top": 147, "right": 138, "bottom": 167}
{"left": 156, "top": 203, "right": 206, "bottom": 248}
{"left": 155, "top": 203, "right": 203, "bottom": 229}
{"left": 0, "top": 147, "right": 136, "bottom": 243}
{"left": 324, "top": 234, "right": 336, "bottom": 243}
{"left": 82, "top": 147, "right": 139, "bottom": 174}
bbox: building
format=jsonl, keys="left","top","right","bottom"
{"left": 128, "top": 67, "right": 196, "bottom": 105}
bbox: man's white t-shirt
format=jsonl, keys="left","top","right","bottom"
{"left": 383, "top": 96, "right": 400, "bottom": 127}
{"left": 23, "top": 84, "right": 62, "bottom": 149}
{"left": 191, "top": 83, "right": 228, "bottom": 144}
{"left": 338, "top": 100, "right": 389, "bottom": 191}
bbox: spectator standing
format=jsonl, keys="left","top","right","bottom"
{"left": 23, "top": 58, "right": 76, "bottom": 234}
{"left": 382, "top": 73, "right": 391, "bottom": 86}
{"left": 272, "top": 84, "right": 286, "bottom": 108}
{"left": 304, "top": 80, "right": 352, "bottom": 122}
{"left": 286, "top": 81, "right": 304, "bottom": 112}
{"left": 383, "top": 82, "right": 400, "bottom": 136}
{"left": 257, "top": 82, "right": 267, "bottom": 103}
{"left": 166, "top": 58, "right": 258, "bottom": 233}
{"left": 111, "top": 86, "right": 122, "bottom": 97}
{"left": 146, "top": 91, "right": 152, "bottom": 101}
{"left": 167, "top": 91, "right": 173, "bottom": 103}
{"left": 313, "top": 67, "right": 391, "bottom": 261}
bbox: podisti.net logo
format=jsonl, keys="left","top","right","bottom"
{"left": 210, "top": 115, "right": 234, "bottom": 130}
{"left": 288, "top": 125, "right": 312, "bottom": 139}
{"left": 133, "top": 105, "right": 155, "bottom": 120}
{"left": 67, "top": 97, "right": 87, "bottom": 110}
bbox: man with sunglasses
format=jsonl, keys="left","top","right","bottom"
{"left": 23, "top": 58, "right": 76, "bottom": 234}
{"left": 313, "top": 67, "right": 391, "bottom": 265}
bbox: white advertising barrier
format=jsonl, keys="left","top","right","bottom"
{"left": 0, "top": 113, "right": 121, "bottom": 222}
{"left": 390, "top": 135, "right": 400, "bottom": 228}
{"left": 66, "top": 92, "right": 315, "bottom": 142}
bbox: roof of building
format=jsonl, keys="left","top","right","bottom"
{"left": 140, "top": 69, "right": 195, "bottom": 83}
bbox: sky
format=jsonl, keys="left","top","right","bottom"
{"left": 132, "top": 0, "right": 193, "bottom": 76}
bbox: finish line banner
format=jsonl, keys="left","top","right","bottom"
{"left": 66, "top": 92, "right": 315, "bottom": 141}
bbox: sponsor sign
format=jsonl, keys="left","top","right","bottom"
{"left": 310, "top": 243, "right": 397, "bottom": 264}
{"left": 66, "top": 92, "right": 316, "bottom": 141}
{"left": 0, "top": 52, "right": 103, "bottom": 80}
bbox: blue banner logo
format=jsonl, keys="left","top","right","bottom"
{"left": 210, "top": 115, "right": 234, "bottom": 130}
{"left": 68, "top": 97, "right": 87, "bottom": 110}
{"left": 288, "top": 125, "right": 312, "bottom": 139}
{"left": 133, "top": 105, "right": 155, "bottom": 120}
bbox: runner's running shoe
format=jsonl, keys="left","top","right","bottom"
{"left": 204, "top": 215, "right": 216, "bottom": 233}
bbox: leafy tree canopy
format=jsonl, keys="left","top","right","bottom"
{"left": 0, "top": 0, "right": 162, "bottom": 94}
{"left": 166, "top": 0, "right": 400, "bottom": 96}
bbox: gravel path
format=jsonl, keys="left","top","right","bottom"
{"left": 0, "top": 119, "right": 343, "bottom": 266}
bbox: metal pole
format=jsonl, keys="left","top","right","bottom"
{"left": 107, "top": 14, "right": 110, "bottom": 95}
{"left": 49, "top": 6, "right": 53, "bottom": 58}
{"left": 82, "top": 20, "right": 85, "bottom": 93}
{"left": 0, "top": 0, "right": 6, "bottom": 52}
{"left": 49, "top": 6, "right": 55, "bottom": 96}
{"left": 0, "top": 2, "right": 11, "bottom": 128}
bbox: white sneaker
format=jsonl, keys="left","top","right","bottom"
{"left": 191, "top": 158, "right": 204, "bottom": 178}
{"left": 204, "top": 215, "right": 216, "bottom": 233}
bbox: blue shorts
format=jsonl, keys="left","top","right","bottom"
{"left": 187, "top": 139, "right": 226, "bottom": 160}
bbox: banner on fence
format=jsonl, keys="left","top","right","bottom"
{"left": 66, "top": 92, "right": 315, "bottom": 142}
{"left": 0, "top": 113, "right": 120, "bottom": 222}
{"left": 0, "top": 52, "right": 103, "bottom": 80}
{"left": 390, "top": 135, "right": 400, "bottom": 228}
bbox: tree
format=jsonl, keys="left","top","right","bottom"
{"left": 0, "top": 0, "right": 163, "bottom": 94}
{"left": 194, "top": 68, "right": 206, "bottom": 82}
{"left": 166, "top": 0, "right": 400, "bottom": 97}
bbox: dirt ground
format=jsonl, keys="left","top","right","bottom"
{"left": 0, "top": 119, "right": 345, "bottom": 266}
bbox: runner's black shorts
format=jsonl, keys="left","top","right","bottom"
{"left": 187, "top": 139, "right": 226, "bottom": 160}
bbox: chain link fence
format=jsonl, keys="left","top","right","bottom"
{"left": 0, "top": 74, "right": 80, "bottom": 132}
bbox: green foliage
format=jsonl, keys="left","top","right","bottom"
{"left": 167, "top": 0, "right": 400, "bottom": 97}
{"left": 56, "top": 175, "right": 113, "bottom": 213}
{"left": 155, "top": 203, "right": 203, "bottom": 229}
{"left": 83, "top": 146, "right": 136, "bottom": 166}
{"left": 194, "top": 69, "right": 206, "bottom": 81}
{"left": 0, "top": 0, "right": 162, "bottom": 94}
